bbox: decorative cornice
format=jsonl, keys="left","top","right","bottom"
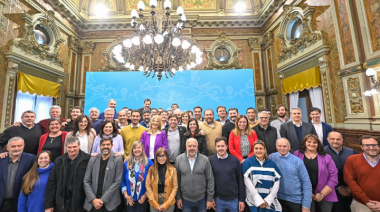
{"left": 0, "top": 0, "right": 6, "bottom": 5}
{"left": 249, "top": 31, "right": 274, "bottom": 50}
{"left": 69, "top": 35, "right": 95, "bottom": 54}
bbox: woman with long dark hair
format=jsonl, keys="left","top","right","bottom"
{"left": 146, "top": 147, "right": 178, "bottom": 212}
{"left": 91, "top": 120, "right": 124, "bottom": 156}
{"left": 18, "top": 150, "right": 54, "bottom": 212}
{"left": 65, "top": 114, "right": 96, "bottom": 154}
{"left": 294, "top": 134, "right": 338, "bottom": 212}
{"left": 38, "top": 118, "right": 67, "bottom": 162}
{"left": 181, "top": 118, "right": 207, "bottom": 155}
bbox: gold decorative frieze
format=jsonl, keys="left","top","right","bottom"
{"left": 69, "top": 35, "right": 95, "bottom": 54}
{"left": 248, "top": 31, "right": 273, "bottom": 50}
{"left": 347, "top": 77, "right": 364, "bottom": 114}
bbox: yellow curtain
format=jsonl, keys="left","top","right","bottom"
{"left": 282, "top": 67, "right": 321, "bottom": 95}
{"left": 17, "top": 73, "right": 60, "bottom": 98}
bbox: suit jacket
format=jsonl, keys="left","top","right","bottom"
{"left": 138, "top": 107, "right": 151, "bottom": 122}
{"left": 280, "top": 121, "right": 317, "bottom": 153}
{"left": 98, "top": 109, "right": 118, "bottom": 120}
{"left": 222, "top": 122, "right": 235, "bottom": 145}
{"left": 308, "top": 121, "right": 333, "bottom": 146}
{"left": 0, "top": 152, "right": 35, "bottom": 208}
{"left": 64, "top": 129, "right": 97, "bottom": 153}
{"left": 140, "top": 131, "right": 168, "bottom": 158}
{"left": 83, "top": 152, "right": 124, "bottom": 211}
{"left": 164, "top": 126, "right": 186, "bottom": 149}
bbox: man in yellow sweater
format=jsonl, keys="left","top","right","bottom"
{"left": 120, "top": 110, "right": 147, "bottom": 158}
{"left": 199, "top": 109, "right": 223, "bottom": 156}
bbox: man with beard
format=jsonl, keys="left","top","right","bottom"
{"left": 64, "top": 106, "right": 83, "bottom": 132}
{"left": 270, "top": 105, "right": 291, "bottom": 131}
{"left": 194, "top": 106, "right": 204, "bottom": 123}
{"left": 117, "top": 109, "right": 129, "bottom": 130}
{"left": 140, "top": 110, "right": 151, "bottom": 128}
{"left": 84, "top": 137, "right": 123, "bottom": 212}
{"left": 44, "top": 137, "right": 91, "bottom": 212}
{"left": 216, "top": 106, "right": 230, "bottom": 126}
{"left": 199, "top": 109, "right": 223, "bottom": 156}
{"left": 246, "top": 107, "right": 258, "bottom": 128}
{"left": 120, "top": 110, "right": 147, "bottom": 158}
{"left": 222, "top": 108, "right": 239, "bottom": 145}
{"left": 138, "top": 99, "right": 151, "bottom": 122}
{"left": 0, "top": 137, "right": 35, "bottom": 212}
{"left": 175, "top": 138, "right": 214, "bottom": 211}
{"left": 209, "top": 137, "right": 245, "bottom": 212}
{"left": 99, "top": 99, "right": 118, "bottom": 120}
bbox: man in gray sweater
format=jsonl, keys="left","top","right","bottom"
{"left": 175, "top": 138, "right": 215, "bottom": 211}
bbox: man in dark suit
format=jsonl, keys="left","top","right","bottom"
{"left": 280, "top": 107, "right": 317, "bottom": 153}
{"left": 164, "top": 114, "right": 186, "bottom": 165}
{"left": 308, "top": 107, "right": 333, "bottom": 146}
{"left": 222, "top": 108, "right": 239, "bottom": 145}
{"left": 138, "top": 99, "right": 151, "bottom": 122}
{"left": 0, "top": 137, "right": 35, "bottom": 212}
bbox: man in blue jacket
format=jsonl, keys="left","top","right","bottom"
{"left": 269, "top": 138, "right": 312, "bottom": 212}
{"left": 308, "top": 107, "right": 333, "bottom": 146}
{"left": 0, "top": 137, "right": 35, "bottom": 212}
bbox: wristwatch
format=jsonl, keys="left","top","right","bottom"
{"left": 319, "top": 193, "right": 325, "bottom": 198}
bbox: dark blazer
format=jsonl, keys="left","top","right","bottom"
{"left": 181, "top": 133, "right": 208, "bottom": 155}
{"left": 138, "top": 107, "right": 151, "bottom": 122}
{"left": 164, "top": 126, "right": 186, "bottom": 146}
{"left": 44, "top": 150, "right": 91, "bottom": 212}
{"left": 222, "top": 122, "right": 235, "bottom": 145}
{"left": 280, "top": 121, "right": 317, "bottom": 153}
{"left": 216, "top": 119, "right": 231, "bottom": 126}
{"left": 309, "top": 121, "right": 333, "bottom": 146}
{"left": 98, "top": 109, "right": 118, "bottom": 120}
{"left": 0, "top": 152, "right": 35, "bottom": 208}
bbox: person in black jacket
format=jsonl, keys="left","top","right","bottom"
{"left": 324, "top": 131, "right": 357, "bottom": 212}
{"left": 221, "top": 108, "right": 239, "bottom": 145}
{"left": 252, "top": 111, "right": 280, "bottom": 155}
{"left": 181, "top": 118, "right": 207, "bottom": 155}
{"left": 164, "top": 115, "right": 186, "bottom": 165}
{"left": 44, "top": 137, "right": 91, "bottom": 212}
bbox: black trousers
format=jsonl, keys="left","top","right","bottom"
{"left": 279, "top": 199, "right": 303, "bottom": 212}
{"left": 90, "top": 206, "right": 117, "bottom": 212}
{"left": 332, "top": 192, "right": 353, "bottom": 212}
{"left": 0, "top": 199, "right": 16, "bottom": 212}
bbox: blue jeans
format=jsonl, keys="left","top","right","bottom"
{"left": 215, "top": 198, "right": 238, "bottom": 212}
{"left": 125, "top": 200, "right": 148, "bottom": 212}
{"left": 182, "top": 196, "right": 207, "bottom": 212}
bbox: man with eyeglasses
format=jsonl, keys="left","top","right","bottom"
{"left": 344, "top": 135, "right": 380, "bottom": 212}
{"left": 252, "top": 111, "right": 280, "bottom": 154}
{"left": 324, "top": 132, "right": 357, "bottom": 212}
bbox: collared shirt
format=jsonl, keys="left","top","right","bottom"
{"left": 330, "top": 145, "right": 342, "bottom": 155}
{"left": 217, "top": 153, "right": 228, "bottom": 160}
{"left": 279, "top": 152, "right": 290, "bottom": 157}
{"left": 5, "top": 157, "right": 20, "bottom": 198}
{"left": 76, "top": 131, "right": 88, "bottom": 153}
{"left": 21, "top": 122, "right": 35, "bottom": 129}
{"left": 292, "top": 121, "right": 302, "bottom": 127}
{"left": 279, "top": 117, "right": 290, "bottom": 124}
{"left": 133, "top": 157, "right": 142, "bottom": 172}
{"left": 270, "top": 117, "right": 291, "bottom": 131}
{"left": 131, "top": 123, "right": 140, "bottom": 128}
{"left": 117, "top": 122, "right": 129, "bottom": 129}
{"left": 311, "top": 121, "right": 323, "bottom": 143}
{"left": 363, "top": 153, "right": 380, "bottom": 167}
{"left": 187, "top": 152, "right": 197, "bottom": 172}
{"left": 148, "top": 131, "right": 160, "bottom": 159}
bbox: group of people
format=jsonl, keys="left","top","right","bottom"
{"left": 0, "top": 98, "right": 379, "bottom": 212}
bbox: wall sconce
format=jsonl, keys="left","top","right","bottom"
{"left": 363, "top": 68, "right": 380, "bottom": 96}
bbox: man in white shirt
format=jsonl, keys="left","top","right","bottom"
{"left": 308, "top": 107, "right": 332, "bottom": 146}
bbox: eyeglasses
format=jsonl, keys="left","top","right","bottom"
{"left": 90, "top": 111, "right": 98, "bottom": 114}
{"left": 157, "top": 155, "right": 166, "bottom": 159}
{"left": 362, "top": 144, "right": 379, "bottom": 148}
{"left": 259, "top": 117, "right": 269, "bottom": 120}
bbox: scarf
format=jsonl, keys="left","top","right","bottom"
{"left": 128, "top": 159, "right": 146, "bottom": 199}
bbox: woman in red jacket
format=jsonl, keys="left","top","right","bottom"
{"left": 229, "top": 115, "right": 258, "bottom": 164}
{"left": 38, "top": 118, "right": 67, "bottom": 162}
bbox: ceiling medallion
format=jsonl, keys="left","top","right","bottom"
{"left": 113, "top": 0, "right": 203, "bottom": 81}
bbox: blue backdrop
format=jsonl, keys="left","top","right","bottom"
{"left": 84, "top": 69, "right": 255, "bottom": 115}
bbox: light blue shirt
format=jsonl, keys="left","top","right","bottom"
{"left": 133, "top": 157, "right": 142, "bottom": 172}
{"left": 187, "top": 152, "right": 197, "bottom": 172}
{"left": 363, "top": 153, "right": 380, "bottom": 167}
{"left": 217, "top": 153, "right": 228, "bottom": 160}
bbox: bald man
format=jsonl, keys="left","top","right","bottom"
{"left": 324, "top": 132, "right": 357, "bottom": 212}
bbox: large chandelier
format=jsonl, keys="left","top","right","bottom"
{"left": 113, "top": 0, "right": 203, "bottom": 80}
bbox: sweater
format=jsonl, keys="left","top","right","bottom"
{"left": 18, "top": 162, "right": 54, "bottom": 212}
{"left": 252, "top": 124, "right": 279, "bottom": 155}
{"left": 0, "top": 124, "right": 42, "bottom": 154}
{"left": 269, "top": 152, "right": 312, "bottom": 209}
{"left": 199, "top": 120, "right": 223, "bottom": 156}
{"left": 344, "top": 154, "right": 380, "bottom": 204}
{"left": 175, "top": 152, "right": 215, "bottom": 202}
{"left": 242, "top": 156, "right": 282, "bottom": 212}
{"left": 120, "top": 125, "right": 147, "bottom": 158}
{"left": 209, "top": 154, "right": 245, "bottom": 202}
{"left": 294, "top": 125, "right": 303, "bottom": 143}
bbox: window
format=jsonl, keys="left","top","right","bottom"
{"left": 286, "top": 18, "right": 303, "bottom": 41}
{"left": 34, "top": 24, "right": 50, "bottom": 45}
{"left": 14, "top": 91, "right": 53, "bottom": 123}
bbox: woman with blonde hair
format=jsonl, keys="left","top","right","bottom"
{"left": 242, "top": 140, "right": 282, "bottom": 212}
{"left": 146, "top": 147, "right": 178, "bottom": 212}
{"left": 229, "top": 115, "right": 258, "bottom": 164}
{"left": 180, "top": 112, "right": 190, "bottom": 127}
{"left": 18, "top": 150, "right": 53, "bottom": 212}
{"left": 121, "top": 141, "right": 153, "bottom": 212}
{"left": 140, "top": 115, "right": 168, "bottom": 160}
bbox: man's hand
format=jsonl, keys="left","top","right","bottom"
{"left": 239, "top": 201, "right": 245, "bottom": 211}
{"left": 91, "top": 153, "right": 99, "bottom": 157}
{"left": 114, "top": 119, "right": 120, "bottom": 124}
{"left": 206, "top": 201, "right": 213, "bottom": 210}
{"left": 115, "top": 152, "right": 123, "bottom": 157}
{"left": 12, "top": 122, "right": 21, "bottom": 127}
{"left": 92, "top": 198, "right": 103, "bottom": 209}
{"left": 45, "top": 208, "right": 54, "bottom": 212}
{"left": 138, "top": 194, "right": 147, "bottom": 204}
{"left": 212, "top": 199, "right": 216, "bottom": 210}
{"left": 302, "top": 207, "right": 311, "bottom": 212}
{"left": 0, "top": 152, "right": 9, "bottom": 158}
{"left": 61, "top": 122, "right": 68, "bottom": 129}
{"left": 177, "top": 199, "right": 183, "bottom": 209}
{"left": 337, "top": 186, "right": 351, "bottom": 196}
{"left": 199, "top": 129, "right": 205, "bottom": 136}
{"left": 368, "top": 201, "right": 380, "bottom": 211}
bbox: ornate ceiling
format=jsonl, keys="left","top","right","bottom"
{"left": 47, "top": 0, "right": 286, "bottom": 30}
